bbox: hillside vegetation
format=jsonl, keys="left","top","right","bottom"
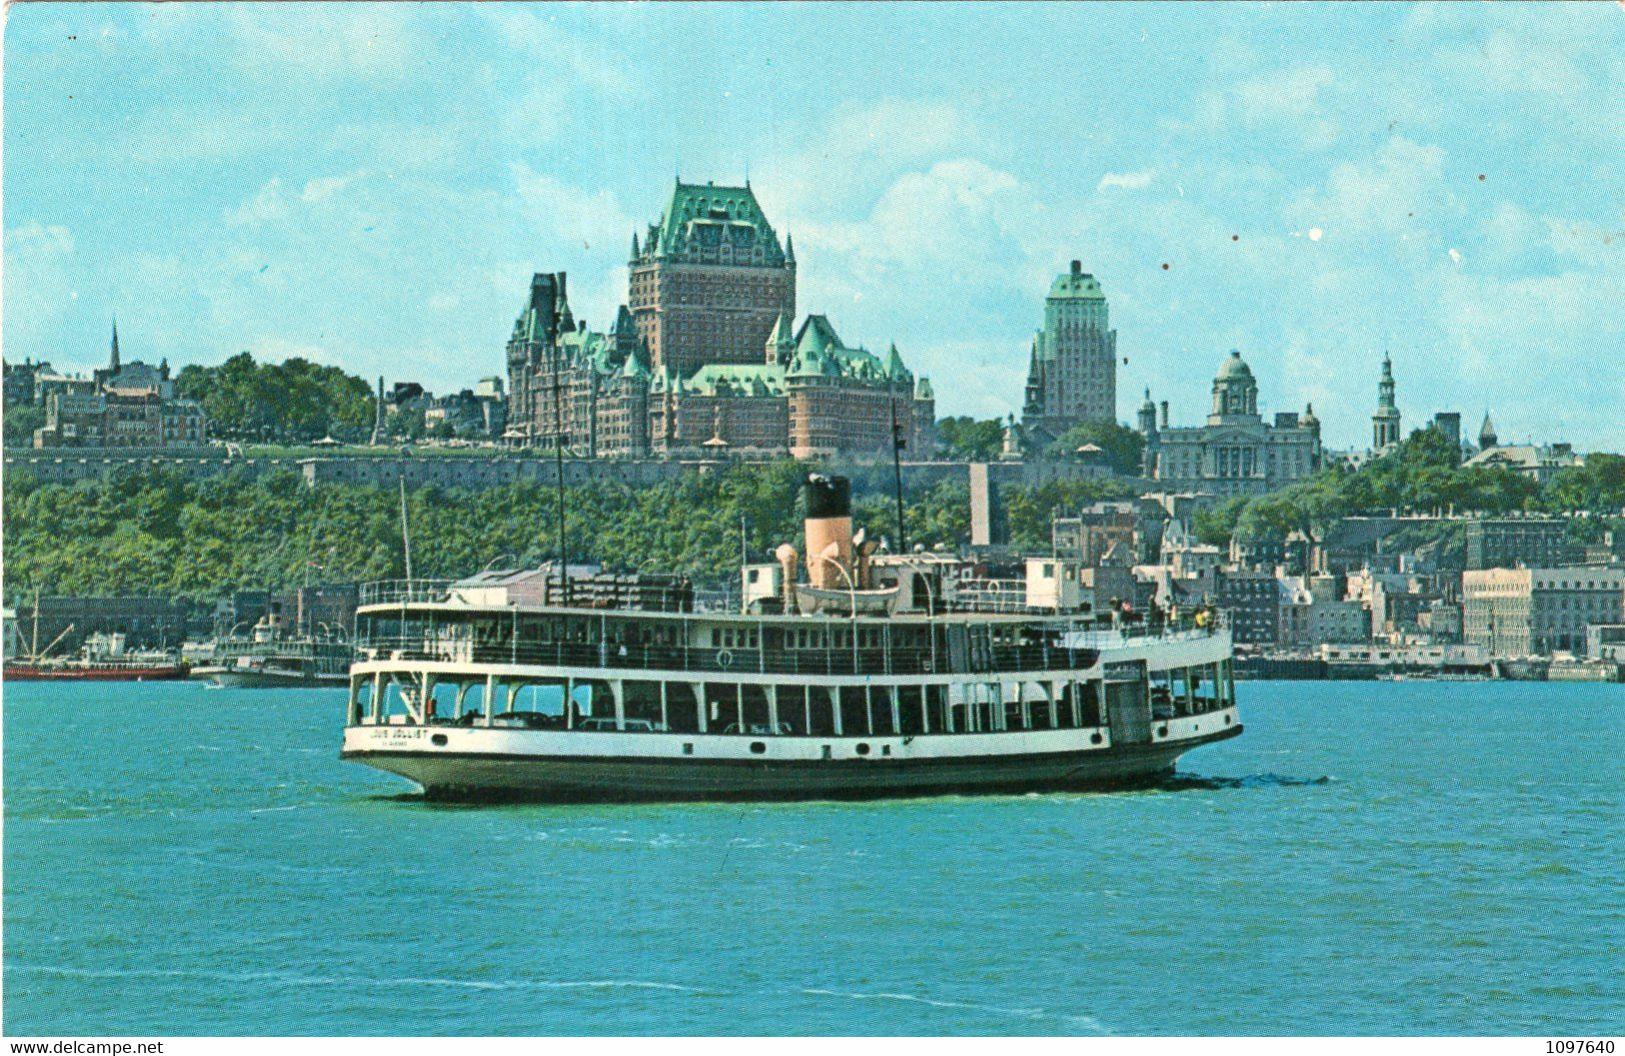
{"left": 1, "top": 462, "right": 1132, "bottom": 599}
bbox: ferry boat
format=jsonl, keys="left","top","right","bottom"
{"left": 190, "top": 608, "right": 352, "bottom": 689}
{"left": 341, "top": 475, "right": 1240, "bottom": 802}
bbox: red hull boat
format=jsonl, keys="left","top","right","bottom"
{"left": 3, "top": 662, "right": 191, "bottom": 682}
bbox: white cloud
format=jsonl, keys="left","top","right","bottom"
{"left": 1477, "top": 201, "right": 1541, "bottom": 268}
{"left": 1286, "top": 137, "right": 1452, "bottom": 246}
{"left": 1234, "top": 65, "right": 1335, "bottom": 124}
{"left": 1545, "top": 218, "right": 1621, "bottom": 270}
{"left": 302, "top": 171, "right": 365, "bottom": 204}
{"left": 225, "top": 178, "right": 291, "bottom": 226}
{"left": 752, "top": 99, "right": 979, "bottom": 222}
{"left": 510, "top": 165, "right": 635, "bottom": 254}
{"left": 1098, "top": 170, "right": 1155, "bottom": 192}
{"left": 221, "top": 7, "right": 418, "bottom": 82}
{"left": 3, "top": 223, "right": 79, "bottom": 357}
{"left": 477, "top": 7, "right": 634, "bottom": 94}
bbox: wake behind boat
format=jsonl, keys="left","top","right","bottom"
{"left": 341, "top": 475, "right": 1240, "bottom": 802}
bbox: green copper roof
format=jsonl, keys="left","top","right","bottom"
{"left": 883, "top": 343, "right": 909, "bottom": 380}
{"left": 641, "top": 180, "right": 786, "bottom": 264}
{"left": 783, "top": 315, "right": 905, "bottom": 386}
{"left": 684, "top": 363, "right": 787, "bottom": 397}
{"left": 619, "top": 346, "right": 651, "bottom": 381}
{"left": 796, "top": 314, "right": 842, "bottom": 355}
{"left": 1216, "top": 350, "right": 1253, "bottom": 381}
{"left": 1048, "top": 266, "right": 1106, "bottom": 300}
{"left": 766, "top": 312, "right": 794, "bottom": 349}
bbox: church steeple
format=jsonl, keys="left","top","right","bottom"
{"left": 1372, "top": 353, "right": 1401, "bottom": 450}
{"left": 784, "top": 232, "right": 795, "bottom": 266}
{"left": 110, "top": 317, "right": 121, "bottom": 371}
{"left": 1479, "top": 410, "right": 1498, "bottom": 451}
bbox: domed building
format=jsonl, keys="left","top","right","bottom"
{"left": 1139, "top": 350, "right": 1322, "bottom": 497}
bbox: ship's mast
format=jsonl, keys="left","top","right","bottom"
{"left": 890, "top": 384, "right": 908, "bottom": 554}
{"left": 398, "top": 472, "right": 413, "bottom": 589}
{"left": 301, "top": 495, "right": 329, "bottom": 638}
{"left": 552, "top": 353, "right": 569, "bottom": 605}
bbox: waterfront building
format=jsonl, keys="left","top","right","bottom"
{"left": 1372, "top": 354, "right": 1401, "bottom": 452}
{"left": 1217, "top": 569, "right": 1279, "bottom": 645}
{"left": 1369, "top": 578, "right": 1444, "bottom": 642}
{"left": 11, "top": 595, "right": 194, "bottom": 653}
{"left": 1051, "top": 501, "right": 1141, "bottom": 567}
{"left": 1463, "top": 567, "right": 1625, "bottom": 657}
{"left": 1309, "top": 595, "right": 1370, "bottom": 646}
{"left": 1274, "top": 573, "right": 1371, "bottom": 649}
{"left": 1021, "top": 261, "right": 1117, "bottom": 446}
{"left": 504, "top": 180, "right": 934, "bottom": 459}
{"left": 1276, "top": 576, "right": 1314, "bottom": 648}
{"left": 1465, "top": 518, "right": 1578, "bottom": 571}
{"left": 1139, "top": 351, "right": 1322, "bottom": 498}
{"left": 1586, "top": 624, "right": 1625, "bottom": 662}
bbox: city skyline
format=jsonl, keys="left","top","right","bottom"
{"left": 4, "top": 3, "right": 1621, "bottom": 452}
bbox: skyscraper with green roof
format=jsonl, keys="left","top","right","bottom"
{"left": 1021, "top": 260, "right": 1118, "bottom": 446}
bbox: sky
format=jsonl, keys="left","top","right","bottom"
{"left": 4, "top": 2, "right": 1622, "bottom": 452}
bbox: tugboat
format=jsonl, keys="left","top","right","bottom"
{"left": 341, "top": 475, "right": 1240, "bottom": 802}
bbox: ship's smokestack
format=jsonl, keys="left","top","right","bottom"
{"left": 804, "top": 474, "right": 852, "bottom": 590}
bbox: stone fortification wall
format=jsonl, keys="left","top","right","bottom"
{"left": 5, "top": 447, "right": 1123, "bottom": 492}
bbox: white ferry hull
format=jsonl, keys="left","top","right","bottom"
{"left": 342, "top": 716, "right": 1242, "bottom": 802}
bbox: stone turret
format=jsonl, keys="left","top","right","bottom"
{"left": 765, "top": 312, "right": 795, "bottom": 365}
{"left": 1479, "top": 411, "right": 1498, "bottom": 451}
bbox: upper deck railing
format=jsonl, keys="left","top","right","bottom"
{"left": 351, "top": 616, "right": 1226, "bottom": 678}
{"left": 360, "top": 575, "right": 695, "bottom": 612}
{"left": 360, "top": 580, "right": 464, "bottom": 607}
